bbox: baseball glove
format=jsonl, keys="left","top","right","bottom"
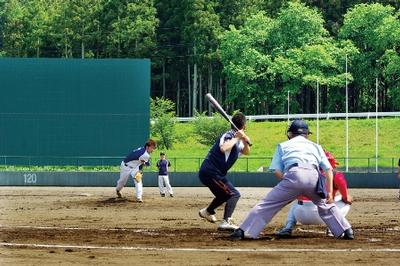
{"left": 134, "top": 171, "right": 143, "bottom": 183}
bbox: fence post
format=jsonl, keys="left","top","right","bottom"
{"left": 392, "top": 158, "right": 394, "bottom": 173}
{"left": 367, "top": 158, "right": 370, "bottom": 173}
{"left": 246, "top": 158, "right": 249, "bottom": 172}
{"left": 174, "top": 158, "right": 176, "bottom": 172}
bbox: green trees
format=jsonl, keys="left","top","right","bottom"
{"left": 220, "top": 2, "right": 358, "bottom": 114}
{"left": 103, "top": 0, "right": 158, "bottom": 58}
{"left": 1, "top": 0, "right": 158, "bottom": 58}
{"left": 1, "top": 0, "right": 29, "bottom": 56}
{"left": 220, "top": 13, "right": 274, "bottom": 114}
{"left": 339, "top": 3, "right": 400, "bottom": 111}
{"left": 191, "top": 111, "right": 229, "bottom": 146}
{"left": 150, "top": 97, "right": 177, "bottom": 150}
{"left": 1, "top": 0, "right": 399, "bottom": 114}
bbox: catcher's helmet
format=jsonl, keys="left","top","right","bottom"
{"left": 324, "top": 150, "right": 339, "bottom": 169}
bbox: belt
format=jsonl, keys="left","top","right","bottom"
{"left": 124, "top": 163, "right": 133, "bottom": 169}
{"left": 288, "top": 162, "right": 318, "bottom": 171}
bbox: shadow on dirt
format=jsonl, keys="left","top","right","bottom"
{"left": 97, "top": 197, "right": 130, "bottom": 204}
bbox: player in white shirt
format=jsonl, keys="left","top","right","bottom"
{"left": 116, "top": 139, "right": 156, "bottom": 202}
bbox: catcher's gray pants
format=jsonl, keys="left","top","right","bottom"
{"left": 239, "top": 165, "right": 351, "bottom": 238}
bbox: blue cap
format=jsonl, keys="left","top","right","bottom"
{"left": 288, "top": 119, "right": 312, "bottom": 135}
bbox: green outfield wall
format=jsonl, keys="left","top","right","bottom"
{"left": 0, "top": 171, "right": 398, "bottom": 188}
{"left": 0, "top": 58, "right": 150, "bottom": 164}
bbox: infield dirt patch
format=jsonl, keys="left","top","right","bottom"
{"left": 0, "top": 186, "right": 399, "bottom": 265}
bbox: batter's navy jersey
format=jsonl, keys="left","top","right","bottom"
{"left": 157, "top": 159, "right": 171, "bottom": 175}
{"left": 199, "top": 130, "right": 244, "bottom": 177}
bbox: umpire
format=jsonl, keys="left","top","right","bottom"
{"left": 231, "top": 119, "right": 354, "bottom": 240}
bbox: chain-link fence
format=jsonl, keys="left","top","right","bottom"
{"left": 0, "top": 155, "right": 398, "bottom": 173}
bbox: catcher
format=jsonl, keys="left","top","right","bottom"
{"left": 115, "top": 139, "right": 156, "bottom": 202}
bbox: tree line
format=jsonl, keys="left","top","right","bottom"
{"left": 1, "top": 0, "right": 399, "bottom": 116}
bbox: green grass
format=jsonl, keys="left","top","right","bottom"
{"left": 1, "top": 117, "right": 399, "bottom": 172}
{"left": 168, "top": 117, "right": 400, "bottom": 157}
{"left": 160, "top": 117, "right": 400, "bottom": 170}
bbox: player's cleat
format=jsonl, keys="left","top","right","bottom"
{"left": 198, "top": 208, "right": 217, "bottom": 223}
{"left": 218, "top": 218, "right": 238, "bottom": 231}
{"left": 136, "top": 198, "right": 143, "bottom": 203}
{"left": 275, "top": 227, "right": 292, "bottom": 238}
{"left": 342, "top": 228, "right": 354, "bottom": 240}
{"left": 160, "top": 193, "right": 165, "bottom": 197}
{"left": 169, "top": 194, "right": 174, "bottom": 197}
{"left": 116, "top": 190, "right": 122, "bottom": 198}
{"left": 230, "top": 228, "right": 245, "bottom": 241}
{"left": 326, "top": 228, "right": 334, "bottom": 237}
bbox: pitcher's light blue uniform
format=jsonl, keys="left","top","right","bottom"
{"left": 238, "top": 130, "right": 352, "bottom": 239}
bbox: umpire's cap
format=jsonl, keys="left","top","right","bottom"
{"left": 288, "top": 119, "right": 312, "bottom": 135}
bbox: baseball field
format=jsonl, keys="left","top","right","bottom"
{"left": 1, "top": 186, "right": 399, "bottom": 265}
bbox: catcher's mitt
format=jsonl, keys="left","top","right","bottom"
{"left": 134, "top": 171, "right": 143, "bottom": 182}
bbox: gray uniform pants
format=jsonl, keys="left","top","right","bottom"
{"left": 240, "top": 165, "right": 351, "bottom": 238}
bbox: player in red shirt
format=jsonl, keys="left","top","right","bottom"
{"left": 276, "top": 150, "right": 353, "bottom": 237}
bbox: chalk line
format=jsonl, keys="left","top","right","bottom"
{"left": 1, "top": 242, "right": 400, "bottom": 253}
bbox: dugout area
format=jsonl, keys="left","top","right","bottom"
{"left": 0, "top": 58, "right": 150, "bottom": 164}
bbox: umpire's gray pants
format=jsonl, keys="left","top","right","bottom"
{"left": 240, "top": 166, "right": 351, "bottom": 238}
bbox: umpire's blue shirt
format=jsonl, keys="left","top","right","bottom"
{"left": 269, "top": 136, "right": 331, "bottom": 173}
{"left": 199, "top": 130, "right": 244, "bottom": 178}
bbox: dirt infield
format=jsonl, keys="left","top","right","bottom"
{"left": 0, "top": 186, "right": 399, "bottom": 265}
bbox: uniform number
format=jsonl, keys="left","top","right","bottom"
{"left": 24, "top": 173, "right": 37, "bottom": 184}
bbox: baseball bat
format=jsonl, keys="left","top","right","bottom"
{"left": 205, "top": 93, "right": 252, "bottom": 146}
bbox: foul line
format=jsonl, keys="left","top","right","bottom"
{"left": 2, "top": 224, "right": 399, "bottom": 233}
{"left": 1, "top": 242, "right": 400, "bottom": 253}
{"left": 0, "top": 224, "right": 141, "bottom": 232}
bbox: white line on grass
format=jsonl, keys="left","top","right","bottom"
{"left": 1, "top": 242, "right": 400, "bottom": 253}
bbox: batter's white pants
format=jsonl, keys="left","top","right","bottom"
{"left": 116, "top": 161, "right": 143, "bottom": 200}
{"left": 158, "top": 175, "right": 173, "bottom": 195}
{"left": 294, "top": 195, "right": 351, "bottom": 225}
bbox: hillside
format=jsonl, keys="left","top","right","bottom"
{"left": 159, "top": 117, "right": 400, "bottom": 171}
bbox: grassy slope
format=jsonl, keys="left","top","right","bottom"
{"left": 162, "top": 117, "right": 400, "bottom": 168}
{"left": 2, "top": 118, "right": 398, "bottom": 172}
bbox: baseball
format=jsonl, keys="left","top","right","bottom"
{"left": 150, "top": 120, "right": 155, "bottom": 126}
